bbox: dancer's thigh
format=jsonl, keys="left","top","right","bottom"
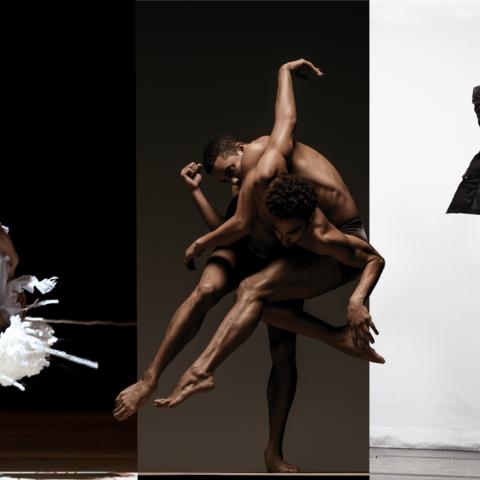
{"left": 201, "top": 247, "right": 240, "bottom": 295}
{"left": 243, "top": 248, "right": 346, "bottom": 303}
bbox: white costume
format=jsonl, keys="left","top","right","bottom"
{"left": 0, "top": 224, "right": 98, "bottom": 391}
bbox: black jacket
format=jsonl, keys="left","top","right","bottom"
{"left": 446, "top": 86, "right": 480, "bottom": 215}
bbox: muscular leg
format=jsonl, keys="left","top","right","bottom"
{"left": 155, "top": 249, "right": 383, "bottom": 409}
{"left": 264, "top": 323, "right": 300, "bottom": 473}
{"left": 261, "top": 302, "right": 384, "bottom": 363}
{"left": 113, "top": 249, "right": 237, "bottom": 421}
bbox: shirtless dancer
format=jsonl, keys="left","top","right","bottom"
{"left": 115, "top": 59, "right": 383, "bottom": 472}
{"left": 155, "top": 60, "right": 385, "bottom": 416}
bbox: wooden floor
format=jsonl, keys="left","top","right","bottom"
{"left": 370, "top": 447, "right": 480, "bottom": 479}
{"left": 0, "top": 412, "right": 136, "bottom": 473}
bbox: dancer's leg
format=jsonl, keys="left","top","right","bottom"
{"left": 114, "top": 248, "right": 237, "bottom": 420}
{"left": 261, "top": 302, "right": 384, "bottom": 363}
{"left": 155, "top": 250, "right": 383, "bottom": 408}
{"left": 264, "top": 322, "right": 300, "bottom": 473}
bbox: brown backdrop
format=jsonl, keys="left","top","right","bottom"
{"left": 137, "top": 1, "right": 369, "bottom": 473}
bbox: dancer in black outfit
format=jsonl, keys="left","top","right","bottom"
{"left": 446, "top": 86, "right": 480, "bottom": 215}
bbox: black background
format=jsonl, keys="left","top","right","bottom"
{"left": 1, "top": 1, "right": 136, "bottom": 411}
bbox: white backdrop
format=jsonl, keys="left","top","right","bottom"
{"left": 370, "top": 0, "right": 480, "bottom": 450}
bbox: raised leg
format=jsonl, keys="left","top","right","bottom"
{"left": 113, "top": 249, "right": 237, "bottom": 421}
{"left": 154, "top": 249, "right": 366, "bottom": 409}
{"left": 261, "top": 302, "right": 385, "bottom": 364}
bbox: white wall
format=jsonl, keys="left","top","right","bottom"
{"left": 370, "top": 0, "right": 480, "bottom": 451}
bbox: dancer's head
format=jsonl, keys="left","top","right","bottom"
{"left": 265, "top": 174, "right": 317, "bottom": 247}
{"left": 203, "top": 134, "right": 245, "bottom": 185}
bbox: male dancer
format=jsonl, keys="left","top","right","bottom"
{"left": 116, "top": 59, "right": 383, "bottom": 472}
{"left": 114, "top": 160, "right": 381, "bottom": 472}
{"left": 156, "top": 60, "right": 384, "bottom": 410}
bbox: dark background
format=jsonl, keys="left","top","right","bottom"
{"left": 137, "top": 1, "right": 369, "bottom": 473}
{"left": 1, "top": 2, "right": 136, "bottom": 412}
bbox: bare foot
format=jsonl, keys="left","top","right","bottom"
{"left": 113, "top": 376, "right": 156, "bottom": 421}
{"left": 265, "top": 450, "right": 300, "bottom": 473}
{"left": 154, "top": 367, "right": 215, "bottom": 409}
{"left": 336, "top": 327, "right": 385, "bottom": 364}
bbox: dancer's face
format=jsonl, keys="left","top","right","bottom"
{"left": 211, "top": 145, "right": 244, "bottom": 186}
{"left": 212, "top": 154, "right": 242, "bottom": 185}
{"left": 270, "top": 216, "right": 310, "bottom": 247}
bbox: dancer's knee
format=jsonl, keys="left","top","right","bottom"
{"left": 237, "top": 277, "right": 268, "bottom": 304}
{"left": 191, "top": 282, "right": 221, "bottom": 309}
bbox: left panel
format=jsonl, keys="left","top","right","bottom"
{"left": 1, "top": 1, "right": 136, "bottom": 473}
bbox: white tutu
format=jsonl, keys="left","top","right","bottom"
{"left": 0, "top": 316, "right": 56, "bottom": 390}
{"left": 0, "top": 231, "right": 98, "bottom": 391}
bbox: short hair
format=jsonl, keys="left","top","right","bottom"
{"left": 202, "top": 134, "right": 240, "bottom": 174}
{"left": 265, "top": 175, "right": 317, "bottom": 219}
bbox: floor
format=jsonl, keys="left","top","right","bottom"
{"left": 0, "top": 412, "right": 136, "bottom": 473}
{"left": 2, "top": 433, "right": 479, "bottom": 479}
{"left": 370, "top": 447, "right": 480, "bottom": 479}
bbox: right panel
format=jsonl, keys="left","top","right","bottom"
{"left": 370, "top": 0, "right": 480, "bottom": 451}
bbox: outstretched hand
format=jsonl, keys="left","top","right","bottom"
{"left": 282, "top": 59, "right": 323, "bottom": 79}
{"left": 184, "top": 240, "right": 207, "bottom": 271}
{"left": 346, "top": 301, "right": 379, "bottom": 349}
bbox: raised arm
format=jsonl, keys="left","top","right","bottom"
{"left": 180, "top": 162, "right": 224, "bottom": 230}
{"left": 255, "top": 59, "right": 323, "bottom": 185}
{"left": 301, "top": 214, "right": 385, "bottom": 348}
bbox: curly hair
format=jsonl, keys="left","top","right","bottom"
{"left": 202, "top": 134, "right": 240, "bottom": 174}
{"left": 265, "top": 175, "right": 318, "bottom": 219}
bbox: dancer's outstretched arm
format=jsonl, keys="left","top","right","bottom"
{"left": 299, "top": 211, "right": 385, "bottom": 349}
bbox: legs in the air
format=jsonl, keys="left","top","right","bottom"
{"left": 155, "top": 249, "right": 384, "bottom": 409}
{"left": 261, "top": 302, "right": 384, "bottom": 363}
{"left": 113, "top": 249, "right": 236, "bottom": 421}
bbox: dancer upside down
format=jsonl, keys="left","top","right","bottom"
{"left": 114, "top": 59, "right": 385, "bottom": 473}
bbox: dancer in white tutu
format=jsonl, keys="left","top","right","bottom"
{"left": 0, "top": 222, "right": 98, "bottom": 391}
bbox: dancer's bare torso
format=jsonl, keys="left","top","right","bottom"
{"left": 238, "top": 136, "right": 359, "bottom": 258}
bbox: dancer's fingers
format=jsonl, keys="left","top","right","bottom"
{"left": 305, "top": 60, "right": 323, "bottom": 76}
